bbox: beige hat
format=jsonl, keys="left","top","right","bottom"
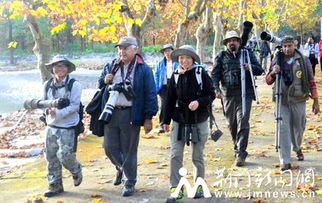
{"left": 115, "top": 36, "right": 138, "bottom": 48}
{"left": 170, "top": 45, "right": 200, "bottom": 64}
{"left": 45, "top": 55, "right": 76, "bottom": 73}
{"left": 223, "top": 30, "right": 241, "bottom": 45}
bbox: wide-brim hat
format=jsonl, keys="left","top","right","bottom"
{"left": 45, "top": 55, "right": 76, "bottom": 73}
{"left": 223, "top": 30, "right": 241, "bottom": 45}
{"left": 160, "top": 43, "right": 175, "bottom": 53}
{"left": 115, "top": 36, "right": 138, "bottom": 48}
{"left": 170, "top": 45, "right": 200, "bottom": 64}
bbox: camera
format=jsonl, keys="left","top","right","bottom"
{"left": 260, "top": 31, "right": 281, "bottom": 44}
{"left": 210, "top": 129, "right": 223, "bottom": 142}
{"left": 99, "top": 80, "right": 135, "bottom": 123}
{"left": 178, "top": 124, "right": 199, "bottom": 146}
{"left": 24, "top": 98, "right": 70, "bottom": 110}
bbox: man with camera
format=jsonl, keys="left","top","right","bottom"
{"left": 266, "top": 36, "right": 320, "bottom": 171}
{"left": 211, "top": 30, "right": 263, "bottom": 167}
{"left": 42, "top": 55, "right": 83, "bottom": 197}
{"left": 98, "top": 36, "right": 158, "bottom": 197}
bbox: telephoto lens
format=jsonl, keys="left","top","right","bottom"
{"left": 23, "top": 98, "right": 70, "bottom": 110}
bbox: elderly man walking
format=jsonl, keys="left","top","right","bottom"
{"left": 98, "top": 36, "right": 158, "bottom": 196}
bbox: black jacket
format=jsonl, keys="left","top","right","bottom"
{"left": 164, "top": 67, "right": 215, "bottom": 125}
{"left": 211, "top": 49, "right": 263, "bottom": 97}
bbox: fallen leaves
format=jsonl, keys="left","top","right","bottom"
{"left": 90, "top": 193, "right": 102, "bottom": 198}
{"left": 145, "top": 160, "right": 158, "bottom": 164}
{"left": 296, "top": 183, "right": 313, "bottom": 194}
{"left": 92, "top": 199, "right": 106, "bottom": 203}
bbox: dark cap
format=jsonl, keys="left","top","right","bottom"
{"left": 115, "top": 36, "right": 138, "bottom": 48}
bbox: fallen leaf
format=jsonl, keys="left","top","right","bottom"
{"left": 90, "top": 194, "right": 102, "bottom": 198}
{"left": 145, "top": 160, "right": 158, "bottom": 164}
{"left": 92, "top": 199, "right": 106, "bottom": 203}
{"left": 142, "top": 135, "right": 156, "bottom": 139}
{"left": 316, "top": 189, "right": 322, "bottom": 195}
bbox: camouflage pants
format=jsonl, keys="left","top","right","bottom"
{"left": 45, "top": 127, "right": 82, "bottom": 186}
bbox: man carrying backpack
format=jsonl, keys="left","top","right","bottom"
{"left": 42, "top": 55, "right": 83, "bottom": 197}
{"left": 211, "top": 31, "right": 263, "bottom": 167}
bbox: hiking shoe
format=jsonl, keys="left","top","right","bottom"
{"left": 122, "top": 185, "right": 135, "bottom": 197}
{"left": 235, "top": 156, "right": 246, "bottom": 167}
{"left": 194, "top": 185, "right": 204, "bottom": 199}
{"left": 44, "top": 183, "right": 64, "bottom": 197}
{"left": 165, "top": 187, "right": 184, "bottom": 203}
{"left": 296, "top": 150, "right": 304, "bottom": 161}
{"left": 280, "top": 163, "right": 292, "bottom": 171}
{"left": 113, "top": 170, "right": 123, "bottom": 186}
{"left": 73, "top": 172, "right": 83, "bottom": 186}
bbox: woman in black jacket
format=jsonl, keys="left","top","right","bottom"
{"left": 163, "top": 45, "right": 215, "bottom": 203}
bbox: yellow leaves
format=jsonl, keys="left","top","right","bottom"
{"left": 30, "top": 7, "right": 47, "bottom": 17}
{"left": 135, "top": 19, "right": 143, "bottom": 26}
{"left": 92, "top": 199, "right": 106, "bottom": 203}
{"left": 50, "top": 22, "right": 67, "bottom": 35}
{"left": 272, "top": 169, "right": 281, "bottom": 175}
{"left": 316, "top": 189, "right": 322, "bottom": 195}
{"left": 145, "top": 160, "right": 158, "bottom": 164}
{"left": 112, "top": 3, "right": 122, "bottom": 11}
{"left": 8, "top": 41, "right": 18, "bottom": 49}
{"left": 79, "top": 30, "right": 87, "bottom": 38}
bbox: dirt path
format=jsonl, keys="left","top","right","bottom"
{"left": 1, "top": 73, "right": 322, "bottom": 203}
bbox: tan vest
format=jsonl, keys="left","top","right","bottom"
{"left": 278, "top": 51, "right": 310, "bottom": 104}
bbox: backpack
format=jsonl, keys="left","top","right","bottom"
{"left": 45, "top": 77, "right": 85, "bottom": 136}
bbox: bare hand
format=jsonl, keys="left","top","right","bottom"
{"left": 243, "top": 64, "right": 250, "bottom": 70}
{"left": 216, "top": 92, "right": 222, "bottom": 99}
{"left": 104, "top": 74, "right": 114, "bottom": 84}
{"left": 48, "top": 108, "right": 56, "bottom": 115}
{"left": 272, "top": 65, "right": 280, "bottom": 74}
{"left": 144, "top": 119, "right": 153, "bottom": 134}
{"left": 188, "top": 100, "right": 199, "bottom": 111}
{"left": 312, "top": 99, "right": 320, "bottom": 115}
{"left": 163, "top": 124, "right": 170, "bottom": 132}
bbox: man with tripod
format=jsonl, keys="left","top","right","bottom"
{"left": 211, "top": 30, "right": 263, "bottom": 167}
{"left": 266, "top": 36, "right": 320, "bottom": 171}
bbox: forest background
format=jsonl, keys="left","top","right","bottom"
{"left": 0, "top": 0, "right": 321, "bottom": 81}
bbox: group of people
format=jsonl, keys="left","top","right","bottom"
{"left": 39, "top": 30, "right": 320, "bottom": 202}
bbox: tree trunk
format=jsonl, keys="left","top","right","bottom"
{"left": 196, "top": 5, "right": 213, "bottom": 63}
{"left": 238, "top": 0, "right": 245, "bottom": 30}
{"left": 80, "top": 36, "right": 85, "bottom": 52}
{"left": 174, "top": 0, "right": 207, "bottom": 48}
{"left": 174, "top": 22, "right": 189, "bottom": 48}
{"left": 8, "top": 18, "right": 14, "bottom": 65}
{"left": 213, "top": 14, "right": 223, "bottom": 59}
{"left": 23, "top": 1, "right": 51, "bottom": 83}
{"left": 121, "top": 0, "right": 156, "bottom": 53}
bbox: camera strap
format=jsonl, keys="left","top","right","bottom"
{"left": 114, "top": 56, "right": 137, "bottom": 83}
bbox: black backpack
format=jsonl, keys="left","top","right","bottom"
{"left": 45, "top": 77, "right": 85, "bottom": 136}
